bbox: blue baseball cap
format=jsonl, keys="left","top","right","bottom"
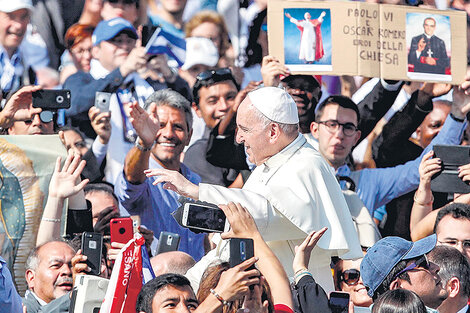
{"left": 92, "top": 17, "right": 137, "bottom": 46}
{"left": 360, "top": 234, "right": 437, "bottom": 298}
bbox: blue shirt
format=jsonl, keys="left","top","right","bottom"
{"left": 339, "top": 114, "right": 465, "bottom": 215}
{"left": 0, "top": 256, "right": 22, "bottom": 313}
{"left": 115, "top": 158, "right": 205, "bottom": 261}
{"left": 0, "top": 46, "right": 24, "bottom": 94}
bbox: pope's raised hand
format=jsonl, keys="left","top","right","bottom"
{"left": 144, "top": 168, "right": 199, "bottom": 199}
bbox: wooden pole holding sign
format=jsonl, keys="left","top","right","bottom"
{"left": 268, "top": 0, "right": 467, "bottom": 83}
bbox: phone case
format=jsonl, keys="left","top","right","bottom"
{"left": 156, "top": 231, "right": 181, "bottom": 254}
{"left": 94, "top": 92, "right": 111, "bottom": 112}
{"left": 32, "top": 89, "right": 71, "bottom": 109}
{"left": 110, "top": 217, "right": 133, "bottom": 244}
{"left": 81, "top": 232, "right": 103, "bottom": 276}
{"left": 431, "top": 145, "right": 470, "bottom": 194}
{"left": 229, "top": 238, "right": 255, "bottom": 268}
{"left": 182, "top": 203, "right": 227, "bottom": 233}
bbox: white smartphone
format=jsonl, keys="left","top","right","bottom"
{"left": 181, "top": 203, "right": 229, "bottom": 233}
{"left": 94, "top": 91, "right": 111, "bottom": 112}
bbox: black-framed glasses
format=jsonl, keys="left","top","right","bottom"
{"left": 393, "top": 254, "right": 430, "bottom": 280}
{"left": 24, "top": 111, "right": 55, "bottom": 124}
{"left": 340, "top": 269, "right": 361, "bottom": 286}
{"left": 438, "top": 239, "right": 470, "bottom": 251}
{"left": 317, "top": 120, "right": 358, "bottom": 137}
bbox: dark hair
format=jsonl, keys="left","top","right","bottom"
{"left": 434, "top": 203, "right": 470, "bottom": 233}
{"left": 65, "top": 24, "right": 94, "bottom": 50}
{"left": 58, "top": 125, "right": 85, "bottom": 140}
{"left": 197, "top": 262, "right": 274, "bottom": 313}
{"left": 136, "top": 273, "right": 194, "bottom": 313}
{"left": 372, "top": 289, "right": 426, "bottom": 313}
{"left": 429, "top": 245, "right": 470, "bottom": 297}
{"left": 373, "top": 260, "right": 411, "bottom": 300}
{"left": 315, "top": 95, "right": 360, "bottom": 124}
{"left": 84, "top": 182, "right": 119, "bottom": 205}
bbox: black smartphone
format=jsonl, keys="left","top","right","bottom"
{"left": 65, "top": 207, "right": 94, "bottom": 238}
{"left": 229, "top": 238, "right": 255, "bottom": 268}
{"left": 329, "top": 291, "right": 350, "bottom": 313}
{"left": 141, "top": 24, "right": 159, "bottom": 47}
{"left": 32, "top": 89, "right": 71, "bottom": 109}
{"left": 181, "top": 203, "right": 228, "bottom": 233}
{"left": 94, "top": 92, "right": 111, "bottom": 112}
{"left": 431, "top": 145, "right": 470, "bottom": 194}
{"left": 81, "top": 232, "right": 103, "bottom": 276}
{"left": 156, "top": 231, "right": 181, "bottom": 254}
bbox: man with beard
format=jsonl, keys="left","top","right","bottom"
{"left": 114, "top": 89, "right": 206, "bottom": 261}
{"left": 23, "top": 241, "right": 75, "bottom": 313}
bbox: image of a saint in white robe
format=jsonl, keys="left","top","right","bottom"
{"left": 285, "top": 11, "right": 326, "bottom": 63}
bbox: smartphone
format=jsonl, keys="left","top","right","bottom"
{"left": 181, "top": 203, "right": 228, "bottom": 233}
{"left": 64, "top": 207, "right": 93, "bottom": 238}
{"left": 81, "top": 232, "right": 103, "bottom": 276}
{"left": 70, "top": 275, "right": 109, "bottom": 313}
{"left": 431, "top": 145, "right": 470, "bottom": 194}
{"left": 329, "top": 291, "right": 350, "bottom": 313}
{"left": 94, "top": 92, "right": 111, "bottom": 112}
{"left": 229, "top": 238, "right": 255, "bottom": 268}
{"left": 110, "top": 217, "right": 134, "bottom": 244}
{"left": 141, "top": 24, "right": 159, "bottom": 47}
{"left": 130, "top": 215, "right": 141, "bottom": 233}
{"left": 32, "top": 89, "right": 71, "bottom": 109}
{"left": 156, "top": 231, "right": 181, "bottom": 254}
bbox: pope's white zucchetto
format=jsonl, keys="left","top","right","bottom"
{"left": 247, "top": 87, "right": 299, "bottom": 124}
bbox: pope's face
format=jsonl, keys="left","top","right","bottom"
{"left": 424, "top": 18, "right": 436, "bottom": 36}
{"left": 235, "top": 97, "right": 272, "bottom": 166}
{"left": 304, "top": 12, "right": 311, "bottom": 20}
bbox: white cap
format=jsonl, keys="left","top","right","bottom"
{"left": 0, "top": 0, "right": 33, "bottom": 12}
{"left": 248, "top": 87, "right": 299, "bottom": 124}
{"left": 182, "top": 37, "right": 219, "bottom": 71}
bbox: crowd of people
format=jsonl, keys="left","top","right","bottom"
{"left": 1, "top": 0, "right": 470, "bottom": 312}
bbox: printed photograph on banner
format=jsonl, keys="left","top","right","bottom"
{"left": 406, "top": 12, "right": 451, "bottom": 81}
{"left": 283, "top": 8, "right": 332, "bottom": 72}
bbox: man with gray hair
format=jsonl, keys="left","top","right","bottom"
{"left": 145, "top": 86, "right": 362, "bottom": 292}
{"left": 115, "top": 89, "right": 205, "bottom": 261}
{"left": 428, "top": 245, "right": 470, "bottom": 313}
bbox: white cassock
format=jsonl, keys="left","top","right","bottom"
{"left": 187, "top": 134, "right": 362, "bottom": 293}
{"left": 290, "top": 18, "right": 316, "bottom": 62}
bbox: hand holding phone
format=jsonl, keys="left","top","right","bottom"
{"left": 32, "top": 89, "right": 71, "bottom": 109}
{"left": 110, "top": 217, "right": 134, "bottom": 244}
{"left": 181, "top": 203, "right": 228, "bottom": 233}
{"left": 81, "top": 232, "right": 103, "bottom": 276}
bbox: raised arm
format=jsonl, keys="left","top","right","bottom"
{"left": 124, "top": 101, "right": 159, "bottom": 184}
{"left": 0, "top": 85, "right": 42, "bottom": 129}
{"left": 36, "top": 153, "right": 89, "bottom": 245}
{"left": 220, "top": 202, "right": 294, "bottom": 309}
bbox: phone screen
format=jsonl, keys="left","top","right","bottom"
{"left": 187, "top": 204, "right": 226, "bottom": 232}
{"left": 329, "top": 292, "right": 350, "bottom": 313}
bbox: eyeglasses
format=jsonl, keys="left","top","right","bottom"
{"left": 393, "top": 254, "right": 430, "bottom": 280}
{"left": 340, "top": 269, "right": 361, "bottom": 286}
{"left": 438, "top": 239, "right": 470, "bottom": 251}
{"left": 24, "top": 111, "right": 54, "bottom": 124}
{"left": 317, "top": 120, "right": 358, "bottom": 136}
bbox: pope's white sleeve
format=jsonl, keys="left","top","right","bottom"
{"left": 199, "top": 184, "right": 305, "bottom": 241}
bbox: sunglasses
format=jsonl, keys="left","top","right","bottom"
{"left": 192, "top": 68, "right": 239, "bottom": 101}
{"left": 24, "top": 111, "right": 55, "bottom": 124}
{"left": 340, "top": 269, "right": 361, "bottom": 286}
{"left": 393, "top": 254, "right": 430, "bottom": 280}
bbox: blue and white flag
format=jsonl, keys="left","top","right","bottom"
{"left": 145, "top": 28, "right": 186, "bottom": 67}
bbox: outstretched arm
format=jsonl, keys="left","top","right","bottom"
{"left": 144, "top": 168, "right": 199, "bottom": 199}
{"left": 220, "top": 202, "right": 294, "bottom": 309}
{"left": 37, "top": 152, "right": 89, "bottom": 245}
